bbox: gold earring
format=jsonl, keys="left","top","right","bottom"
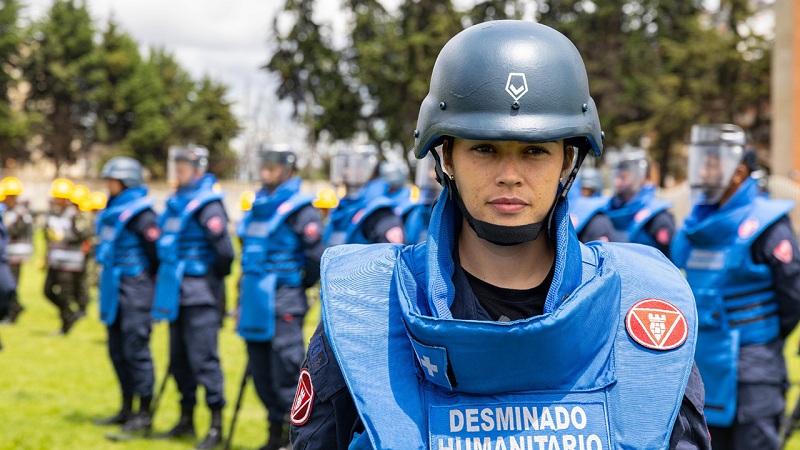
{"left": 559, "top": 177, "right": 563, "bottom": 182}
{"left": 449, "top": 174, "right": 455, "bottom": 181}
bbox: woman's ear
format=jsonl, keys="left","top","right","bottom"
{"left": 562, "top": 144, "right": 575, "bottom": 178}
{"left": 442, "top": 139, "right": 454, "bottom": 178}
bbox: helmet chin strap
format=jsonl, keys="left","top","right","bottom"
{"left": 431, "top": 140, "right": 589, "bottom": 246}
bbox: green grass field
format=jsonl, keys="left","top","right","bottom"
{"left": 0, "top": 233, "right": 320, "bottom": 450}
{"left": 3, "top": 232, "right": 800, "bottom": 449}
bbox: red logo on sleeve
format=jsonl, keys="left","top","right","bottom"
{"left": 144, "top": 225, "right": 161, "bottom": 242}
{"left": 773, "top": 239, "right": 794, "bottom": 264}
{"left": 385, "top": 226, "right": 404, "bottom": 244}
{"left": 290, "top": 368, "right": 315, "bottom": 426}
{"left": 206, "top": 216, "right": 224, "bottom": 234}
{"left": 303, "top": 222, "right": 320, "bottom": 241}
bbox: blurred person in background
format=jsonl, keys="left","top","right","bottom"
{"left": 323, "top": 144, "right": 405, "bottom": 246}
{"left": 43, "top": 178, "right": 94, "bottom": 334}
{"left": 0, "top": 177, "right": 32, "bottom": 323}
{"left": 92, "top": 157, "right": 160, "bottom": 438}
{"left": 237, "top": 145, "right": 324, "bottom": 450}
{"left": 672, "top": 124, "right": 800, "bottom": 449}
{"left": 606, "top": 149, "right": 676, "bottom": 257}
{"left": 152, "top": 145, "right": 234, "bottom": 449}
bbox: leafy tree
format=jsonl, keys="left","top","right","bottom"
{"left": 22, "top": 0, "right": 100, "bottom": 173}
{"left": 0, "top": 0, "right": 27, "bottom": 163}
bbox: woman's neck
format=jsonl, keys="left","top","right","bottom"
{"left": 457, "top": 218, "right": 555, "bottom": 290}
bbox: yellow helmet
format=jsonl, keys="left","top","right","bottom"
{"left": 2, "top": 177, "right": 23, "bottom": 196}
{"left": 70, "top": 184, "right": 90, "bottom": 205}
{"left": 0, "top": 185, "right": 5, "bottom": 202}
{"left": 313, "top": 188, "right": 340, "bottom": 209}
{"left": 89, "top": 191, "right": 108, "bottom": 211}
{"left": 240, "top": 190, "right": 256, "bottom": 211}
{"left": 50, "top": 178, "right": 74, "bottom": 199}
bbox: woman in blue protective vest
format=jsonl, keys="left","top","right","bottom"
{"left": 237, "top": 145, "right": 326, "bottom": 450}
{"left": 290, "top": 21, "right": 710, "bottom": 450}
{"left": 93, "top": 157, "right": 160, "bottom": 435}
{"left": 671, "top": 124, "right": 800, "bottom": 450}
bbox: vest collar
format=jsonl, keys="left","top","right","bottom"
{"left": 107, "top": 185, "right": 148, "bottom": 210}
{"left": 682, "top": 178, "right": 757, "bottom": 245}
{"left": 607, "top": 183, "right": 656, "bottom": 229}
{"left": 395, "top": 187, "right": 616, "bottom": 394}
{"left": 251, "top": 177, "right": 301, "bottom": 218}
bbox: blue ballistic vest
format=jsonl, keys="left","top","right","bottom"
{"left": 153, "top": 175, "right": 224, "bottom": 322}
{"left": 322, "top": 190, "right": 697, "bottom": 450}
{"left": 95, "top": 186, "right": 153, "bottom": 326}
{"left": 238, "top": 178, "right": 313, "bottom": 342}
{"left": 568, "top": 196, "right": 610, "bottom": 235}
{"left": 607, "top": 184, "right": 672, "bottom": 247}
{"left": 324, "top": 179, "right": 395, "bottom": 246}
{"left": 671, "top": 178, "right": 792, "bottom": 427}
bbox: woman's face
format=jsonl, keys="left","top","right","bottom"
{"left": 443, "top": 138, "right": 572, "bottom": 227}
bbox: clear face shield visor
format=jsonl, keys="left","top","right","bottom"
{"left": 330, "top": 152, "right": 377, "bottom": 192}
{"left": 688, "top": 144, "right": 743, "bottom": 205}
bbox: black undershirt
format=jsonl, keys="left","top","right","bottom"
{"left": 462, "top": 263, "right": 555, "bottom": 321}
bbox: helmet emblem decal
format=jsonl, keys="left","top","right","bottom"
{"left": 505, "top": 73, "right": 529, "bottom": 101}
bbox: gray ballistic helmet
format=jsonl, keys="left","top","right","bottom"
{"left": 174, "top": 145, "right": 209, "bottom": 170}
{"left": 413, "top": 20, "right": 603, "bottom": 160}
{"left": 101, "top": 157, "right": 143, "bottom": 188}
{"left": 260, "top": 143, "right": 297, "bottom": 169}
{"left": 379, "top": 161, "right": 409, "bottom": 190}
{"left": 579, "top": 167, "right": 603, "bottom": 194}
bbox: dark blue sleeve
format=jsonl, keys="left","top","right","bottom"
{"left": 669, "top": 363, "right": 712, "bottom": 450}
{"left": 290, "top": 322, "right": 359, "bottom": 450}
{"left": 578, "top": 213, "right": 625, "bottom": 243}
{"left": 362, "top": 207, "right": 404, "bottom": 244}
{"left": 196, "top": 200, "right": 235, "bottom": 278}
{"left": 751, "top": 216, "right": 800, "bottom": 338}
{"left": 286, "top": 205, "right": 326, "bottom": 288}
{"left": 126, "top": 208, "right": 160, "bottom": 274}
{"left": 644, "top": 211, "right": 676, "bottom": 259}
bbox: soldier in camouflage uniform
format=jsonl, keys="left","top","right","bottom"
{"left": 0, "top": 177, "right": 32, "bottom": 323}
{"left": 44, "top": 179, "right": 95, "bottom": 334}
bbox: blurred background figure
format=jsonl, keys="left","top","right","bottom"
{"left": 399, "top": 152, "right": 440, "bottom": 244}
{"left": 568, "top": 166, "right": 623, "bottom": 243}
{"left": 92, "top": 157, "right": 160, "bottom": 438}
{"left": 0, "top": 177, "right": 32, "bottom": 323}
{"left": 236, "top": 144, "right": 324, "bottom": 450}
{"left": 0, "top": 183, "right": 18, "bottom": 349}
{"left": 606, "top": 148, "right": 676, "bottom": 257}
{"left": 672, "top": 124, "right": 800, "bottom": 450}
{"left": 152, "top": 145, "right": 234, "bottom": 449}
{"left": 323, "top": 144, "right": 404, "bottom": 245}
{"left": 43, "top": 178, "right": 94, "bottom": 335}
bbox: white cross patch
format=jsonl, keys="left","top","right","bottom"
{"left": 419, "top": 355, "right": 439, "bottom": 377}
{"left": 505, "top": 73, "right": 529, "bottom": 101}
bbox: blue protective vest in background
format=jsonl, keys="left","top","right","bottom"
{"left": 402, "top": 202, "right": 433, "bottom": 245}
{"left": 607, "top": 184, "right": 672, "bottom": 247}
{"left": 153, "top": 174, "right": 224, "bottom": 322}
{"left": 321, "top": 191, "right": 697, "bottom": 450}
{"left": 569, "top": 196, "right": 610, "bottom": 235}
{"left": 95, "top": 186, "right": 153, "bottom": 326}
{"left": 237, "top": 177, "right": 313, "bottom": 342}
{"left": 324, "top": 179, "right": 394, "bottom": 246}
{"left": 671, "top": 177, "right": 793, "bottom": 427}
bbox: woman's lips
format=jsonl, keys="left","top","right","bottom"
{"left": 488, "top": 197, "right": 527, "bottom": 214}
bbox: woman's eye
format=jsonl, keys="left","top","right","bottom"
{"left": 525, "top": 147, "right": 548, "bottom": 155}
{"left": 472, "top": 145, "right": 495, "bottom": 154}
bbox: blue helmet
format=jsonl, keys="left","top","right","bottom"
{"left": 173, "top": 145, "right": 209, "bottom": 170}
{"left": 101, "top": 157, "right": 143, "bottom": 188}
{"left": 413, "top": 20, "right": 603, "bottom": 160}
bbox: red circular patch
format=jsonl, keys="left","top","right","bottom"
{"left": 633, "top": 208, "right": 651, "bottom": 223}
{"left": 738, "top": 218, "right": 759, "bottom": 239}
{"left": 773, "top": 239, "right": 794, "bottom": 264}
{"left": 187, "top": 199, "right": 200, "bottom": 211}
{"left": 290, "top": 368, "right": 314, "bottom": 426}
{"left": 206, "top": 216, "right": 224, "bottom": 234}
{"left": 303, "top": 222, "right": 320, "bottom": 241}
{"left": 144, "top": 225, "right": 161, "bottom": 242}
{"left": 385, "top": 226, "right": 404, "bottom": 244}
{"left": 626, "top": 298, "right": 688, "bottom": 351}
{"left": 351, "top": 209, "right": 366, "bottom": 224}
